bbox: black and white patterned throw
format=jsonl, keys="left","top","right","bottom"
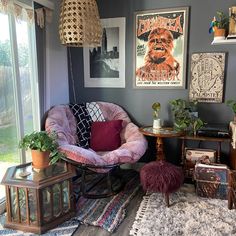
{"left": 69, "top": 103, "right": 92, "bottom": 149}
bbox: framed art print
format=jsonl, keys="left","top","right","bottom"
{"left": 83, "top": 17, "right": 126, "bottom": 88}
{"left": 134, "top": 7, "right": 189, "bottom": 89}
{"left": 189, "top": 52, "right": 226, "bottom": 103}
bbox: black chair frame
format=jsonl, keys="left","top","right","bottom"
{"left": 61, "top": 156, "right": 125, "bottom": 199}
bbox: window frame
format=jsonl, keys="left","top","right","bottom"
{"left": 0, "top": 0, "right": 40, "bottom": 212}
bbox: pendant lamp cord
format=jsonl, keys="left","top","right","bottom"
{"left": 68, "top": 47, "right": 77, "bottom": 103}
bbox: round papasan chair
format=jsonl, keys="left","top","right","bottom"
{"left": 45, "top": 101, "right": 148, "bottom": 198}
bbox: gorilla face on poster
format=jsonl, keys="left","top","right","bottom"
{"left": 136, "top": 28, "right": 180, "bottom": 80}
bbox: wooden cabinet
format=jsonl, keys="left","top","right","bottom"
{"left": 1, "top": 161, "right": 76, "bottom": 234}
{"left": 180, "top": 135, "right": 231, "bottom": 163}
{"left": 230, "top": 146, "right": 236, "bottom": 170}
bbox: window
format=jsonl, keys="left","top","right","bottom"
{"left": 0, "top": 2, "right": 40, "bottom": 203}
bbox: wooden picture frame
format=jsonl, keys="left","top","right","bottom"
{"left": 189, "top": 52, "right": 227, "bottom": 103}
{"left": 134, "top": 7, "right": 189, "bottom": 89}
{"left": 83, "top": 17, "right": 126, "bottom": 88}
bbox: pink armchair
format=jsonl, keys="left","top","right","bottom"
{"left": 45, "top": 102, "right": 147, "bottom": 198}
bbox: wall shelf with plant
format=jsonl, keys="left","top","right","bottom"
{"left": 211, "top": 38, "right": 236, "bottom": 45}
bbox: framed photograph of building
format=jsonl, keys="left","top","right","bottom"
{"left": 189, "top": 52, "right": 227, "bottom": 103}
{"left": 134, "top": 7, "right": 189, "bottom": 89}
{"left": 83, "top": 17, "right": 126, "bottom": 88}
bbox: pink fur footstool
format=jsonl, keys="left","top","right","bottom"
{"left": 140, "top": 161, "right": 184, "bottom": 207}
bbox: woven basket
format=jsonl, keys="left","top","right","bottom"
{"left": 59, "top": 0, "right": 102, "bottom": 47}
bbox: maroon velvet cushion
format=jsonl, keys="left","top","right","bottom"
{"left": 90, "top": 120, "right": 123, "bottom": 151}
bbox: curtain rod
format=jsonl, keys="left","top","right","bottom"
{"left": 34, "top": 0, "right": 54, "bottom": 10}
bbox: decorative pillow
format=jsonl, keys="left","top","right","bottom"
{"left": 90, "top": 120, "right": 123, "bottom": 151}
{"left": 69, "top": 103, "right": 92, "bottom": 149}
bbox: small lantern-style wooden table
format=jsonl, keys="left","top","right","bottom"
{"left": 1, "top": 161, "right": 76, "bottom": 234}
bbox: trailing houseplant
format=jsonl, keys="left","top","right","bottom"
{"left": 169, "top": 99, "right": 205, "bottom": 135}
{"left": 19, "top": 131, "right": 64, "bottom": 168}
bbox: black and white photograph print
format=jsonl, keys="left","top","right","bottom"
{"left": 90, "top": 27, "right": 119, "bottom": 78}
{"left": 84, "top": 17, "right": 126, "bottom": 88}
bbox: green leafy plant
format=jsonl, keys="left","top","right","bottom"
{"left": 212, "top": 11, "right": 229, "bottom": 30}
{"left": 169, "top": 99, "right": 205, "bottom": 135}
{"left": 152, "top": 102, "right": 161, "bottom": 119}
{"left": 19, "top": 131, "right": 64, "bottom": 164}
{"left": 226, "top": 100, "right": 236, "bottom": 114}
{"left": 192, "top": 118, "right": 205, "bottom": 136}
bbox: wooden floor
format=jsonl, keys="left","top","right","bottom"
{"left": 73, "top": 189, "right": 144, "bottom": 236}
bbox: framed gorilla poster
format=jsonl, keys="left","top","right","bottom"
{"left": 134, "top": 7, "right": 189, "bottom": 89}
{"left": 83, "top": 17, "right": 126, "bottom": 88}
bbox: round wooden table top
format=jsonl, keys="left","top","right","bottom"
{"left": 139, "top": 126, "right": 184, "bottom": 138}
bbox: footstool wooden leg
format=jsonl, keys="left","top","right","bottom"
{"left": 165, "top": 193, "right": 169, "bottom": 207}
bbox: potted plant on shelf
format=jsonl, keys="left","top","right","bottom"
{"left": 226, "top": 100, "right": 236, "bottom": 122}
{"left": 209, "top": 11, "right": 229, "bottom": 40}
{"left": 152, "top": 102, "right": 161, "bottom": 129}
{"left": 19, "top": 131, "right": 64, "bottom": 169}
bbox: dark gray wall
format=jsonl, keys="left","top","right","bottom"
{"left": 68, "top": 0, "right": 236, "bottom": 127}
{"left": 68, "top": 0, "right": 236, "bottom": 163}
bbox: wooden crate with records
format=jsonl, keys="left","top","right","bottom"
{"left": 194, "top": 163, "right": 229, "bottom": 200}
{"left": 184, "top": 148, "right": 216, "bottom": 179}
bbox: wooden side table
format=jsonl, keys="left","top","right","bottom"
{"left": 179, "top": 135, "right": 231, "bottom": 164}
{"left": 139, "top": 127, "right": 184, "bottom": 161}
{"left": 1, "top": 161, "right": 76, "bottom": 234}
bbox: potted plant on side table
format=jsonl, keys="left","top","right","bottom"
{"left": 19, "top": 131, "right": 64, "bottom": 169}
{"left": 169, "top": 98, "right": 205, "bottom": 135}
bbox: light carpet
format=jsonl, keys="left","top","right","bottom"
{"left": 130, "top": 184, "right": 236, "bottom": 236}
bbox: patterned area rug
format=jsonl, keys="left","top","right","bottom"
{"left": 130, "top": 184, "right": 236, "bottom": 236}
{"left": 0, "top": 169, "right": 140, "bottom": 235}
{"left": 0, "top": 214, "right": 79, "bottom": 236}
{"left": 76, "top": 170, "right": 140, "bottom": 233}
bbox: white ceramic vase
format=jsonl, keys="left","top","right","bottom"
{"left": 153, "top": 119, "right": 161, "bottom": 129}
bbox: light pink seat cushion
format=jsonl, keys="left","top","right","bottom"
{"left": 45, "top": 102, "right": 148, "bottom": 167}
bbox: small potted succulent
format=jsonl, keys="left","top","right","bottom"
{"left": 19, "top": 131, "right": 63, "bottom": 169}
{"left": 209, "top": 11, "right": 229, "bottom": 40}
{"left": 226, "top": 100, "right": 236, "bottom": 122}
{"left": 152, "top": 102, "right": 161, "bottom": 129}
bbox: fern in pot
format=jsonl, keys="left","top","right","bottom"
{"left": 19, "top": 131, "right": 63, "bottom": 169}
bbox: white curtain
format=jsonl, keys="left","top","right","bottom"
{"left": 0, "top": 0, "right": 52, "bottom": 28}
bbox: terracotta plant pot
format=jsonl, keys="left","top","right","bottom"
{"left": 31, "top": 150, "right": 50, "bottom": 169}
{"left": 214, "top": 28, "right": 226, "bottom": 40}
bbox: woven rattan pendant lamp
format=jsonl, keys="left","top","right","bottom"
{"left": 59, "top": 0, "right": 102, "bottom": 47}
